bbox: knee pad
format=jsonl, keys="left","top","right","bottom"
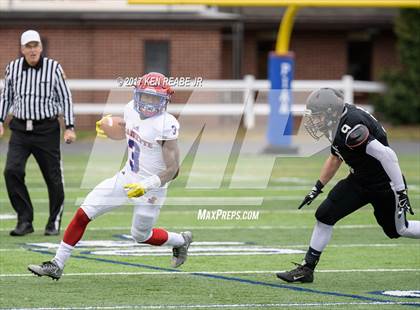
{"left": 131, "top": 210, "right": 156, "bottom": 243}
{"left": 315, "top": 205, "right": 338, "bottom": 226}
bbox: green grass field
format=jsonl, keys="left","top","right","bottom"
{"left": 0, "top": 146, "right": 419, "bottom": 309}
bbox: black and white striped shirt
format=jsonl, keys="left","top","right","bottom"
{"left": 0, "top": 57, "right": 74, "bottom": 127}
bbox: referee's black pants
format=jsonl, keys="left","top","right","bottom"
{"left": 4, "top": 118, "right": 64, "bottom": 231}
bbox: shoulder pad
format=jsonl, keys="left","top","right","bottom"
{"left": 344, "top": 108, "right": 364, "bottom": 125}
{"left": 154, "top": 113, "right": 179, "bottom": 141}
{"left": 345, "top": 124, "right": 370, "bottom": 149}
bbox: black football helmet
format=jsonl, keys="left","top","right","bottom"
{"left": 304, "top": 88, "right": 345, "bottom": 141}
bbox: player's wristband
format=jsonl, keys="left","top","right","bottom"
{"left": 315, "top": 180, "right": 324, "bottom": 191}
{"left": 143, "top": 175, "right": 162, "bottom": 190}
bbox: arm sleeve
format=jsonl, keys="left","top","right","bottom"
{"left": 366, "top": 139, "right": 405, "bottom": 191}
{"left": 54, "top": 64, "right": 74, "bottom": 127}
{"left": 0, "top": 64, "right": 13, "bottom": 122}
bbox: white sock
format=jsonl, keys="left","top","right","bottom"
{"left": 309, "top": 221, "right": 334, "bottom": 252}
{"left": 164, "top": 232, "right": 185, "bottom": 247}
{"left": 53, "top": 241, "right": 74, "bottom": 269}
{"left": 399, "top": 220, "right": 420, "bottom": 239}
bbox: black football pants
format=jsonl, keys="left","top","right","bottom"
{"left": 3, "top": 118, "right": 64, "bottom": 230}
{"left": 315, "top": 174, "right": 403, "bottom": 239}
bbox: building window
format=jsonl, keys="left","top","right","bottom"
{"left": 144, "top": 41, "right": 169, "bottom": 76}
{"left": 347, "top": 40, "right": 372, "bottom": 81}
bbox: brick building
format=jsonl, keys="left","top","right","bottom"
{"left": 0, "top": 3, "right": 400, "bottom": 128}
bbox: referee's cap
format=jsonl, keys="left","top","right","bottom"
{"left": 21, "top": 30, "right": 41, "bottom": 46}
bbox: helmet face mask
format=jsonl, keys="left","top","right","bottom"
{"left": 134, "top": 72, "right": 173, "bottom": 119}
{"left": 303, "top": 88, "right": 345, "bottom": 142}
{"left": 134, "top": 89, "right": 169, "bottom": 119}
{"left": 303, "top": 110, "right": 328, "bottom": 141}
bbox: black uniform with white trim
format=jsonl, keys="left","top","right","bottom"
{"left": 316, "top": 104, "right": 405, "bottom": 238}
{"left": 0, "top": 56, "right": 74, "bottom": 235}
{"left": 330, "top": 104, "right": 390, "bottom": 186}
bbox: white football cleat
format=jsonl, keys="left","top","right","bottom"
{"left": 171, "top": 231, "right": 193, "bottom": 268}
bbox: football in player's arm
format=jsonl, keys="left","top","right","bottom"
{"left": 277, "top": 88, "right": 419, "bottom": 284}
{"left": 28, "top": 72, "right": 192, "bottom": 281}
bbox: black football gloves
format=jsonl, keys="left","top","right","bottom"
{"left": 396, "top": 189, "right": 414, "bottom": 218}
{"left": 298, "top": 180, "right": 324, "bottom": 209}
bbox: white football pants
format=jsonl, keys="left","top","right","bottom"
{"left": 81, "top": 170, "right": 167, "bottom": 242}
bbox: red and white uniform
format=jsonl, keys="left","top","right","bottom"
{"left": 81, "top": 101, "right": 179, "bottom": 242}
{"left": 124, "top": 100, "right": 179, "bottom": 183}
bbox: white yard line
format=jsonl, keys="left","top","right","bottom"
{"left": 0, "top": 197, "right": 267, "bottom": 205}
{"left": 0, "top": 214, "right": 16, "bottom": 220}
{"left": 2, "top": 195, "right": 419, "bottom": 205}
{"left": 0, "top": 210, "right": 319, "bottom": 217}
{"left": 2, "top": 301, "right": 420, "bottom": 310}
{"left": 2, "top": 269, "right": 419, "bottom": 278}
{"left": 0, "top": 242, "right": 417, "bottom": 252}
{"left": 23, "top": 188, "right": 89, "bottom": 192}
{"left": 294, "top": 243, "right": 420, "bottom": 248}
{"left": 0, "top": 224, "right": 412, "bottom": 232}
{"left": 0, "top": 248, "right": 26, "bottom": 252}
{"left": 0, "top": 224, "right": 384, "bottom": 232}
{"left": 6, "top": 182, "right": 420, "bottom": 190}
{"left": 0, "top": 242, "right": 419, "bottom": 252}
{"left": 0, "top": 225, "right": 370, "bottom": 232}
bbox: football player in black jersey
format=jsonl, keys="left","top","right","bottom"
{"left": 276, "top": 88, "right": 419, "bottom": 283}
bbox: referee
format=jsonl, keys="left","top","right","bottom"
{"left": 0, "top": 30, "right": 76, "bottom": 236}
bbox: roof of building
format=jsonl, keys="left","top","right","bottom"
{"left": 0, "top": 3, "right": 398, "bottom": 29}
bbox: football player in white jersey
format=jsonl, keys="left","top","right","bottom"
{"left": 28, "top": 72, "right": 192, "bottom": 280}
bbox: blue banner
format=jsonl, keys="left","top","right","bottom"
{"left": 267, "top": 53, "right": 294, "bottom": 147}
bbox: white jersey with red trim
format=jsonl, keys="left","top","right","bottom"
{"left": 122, "top": 100, "right": 179, "bottom": 182}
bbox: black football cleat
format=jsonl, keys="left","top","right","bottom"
{"left": 276, "top": 262, "right": 314, "bottom": 283}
